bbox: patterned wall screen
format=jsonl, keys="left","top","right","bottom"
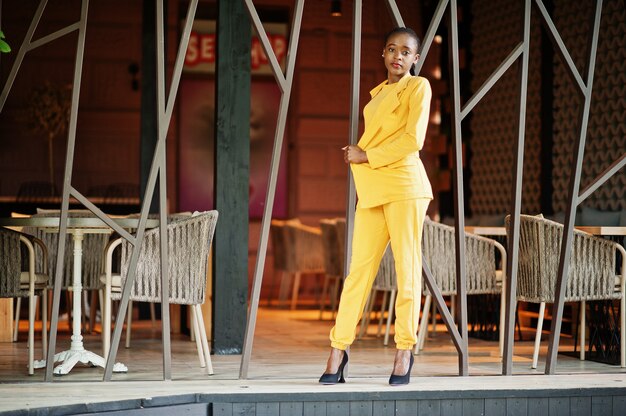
{"left": 469, "top": 0, "right": 542, "bottom": 216}
{"left": 552, "top": 0, "right": 626, "bottom": 212}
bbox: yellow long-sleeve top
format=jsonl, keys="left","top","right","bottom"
{"left": 351, "top": 74, "right": 433, "bottom": 208}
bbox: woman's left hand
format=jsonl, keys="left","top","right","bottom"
{"left": 342, "top": 145, "right": 368, "bottom": 164}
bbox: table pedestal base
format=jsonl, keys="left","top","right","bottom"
{"left": 34, "top": 349, "right": 128, "bottom": 375}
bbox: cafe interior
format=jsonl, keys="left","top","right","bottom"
{"left": 0, "top": 0, "right": 625, "bottom": 414}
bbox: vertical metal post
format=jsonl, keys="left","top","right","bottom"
{"left": 447, "top": 0, "right": 468, "bottom": 376}
{"left": 44, "top": 0, "right": 89, "bottom": 381}
{"left": 239, "top": 0, "right": 305, "bottom": 379}
{"left": 344, "top": 0, "right": 362, "bottom": 277}
{"left": 545, "top": 0, "right": 603, "bottom": 375}
{"left": 502, "top": 0, "right": 531, "bottom": 376}
{"left": 104, "top": 0, "right": 197, "bottom": 381}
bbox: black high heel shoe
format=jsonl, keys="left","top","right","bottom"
{"left": 319, "top": 351, "right": 348, "bottom": 384}
{"left": 389, "top": 354, "right": 414, "bottom": 386}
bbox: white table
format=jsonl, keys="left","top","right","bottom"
{"left": 0, "top": 216, "right": 158, "bottom": 375}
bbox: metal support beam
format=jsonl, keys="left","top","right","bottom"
{"left": 414, "top": 0, "right": 448, "bottom": 76}
{"left": 545, "top": 0, "right": 603, "bottom": 375}
{"left": 447, "top": 0, "right": 469, "bottom": 376}
{"left": 578, "top": 154, "right": 626, "bottom": 205}
{"left": 533, "top": 0, "right": 586, "bottom": 92}
{"left": 0, "top": 0, "right": 47, "bottom": 111}
{"left": 104, "top": 0, "right": 198, "bottom": 381}
{"left": 461, "top": 42, "right": 524, "bottom": 120}
{"left": 344, "top": 0, "right": 362, "bottom": 284}
{"left": 239, "top": 0, "right": 305, "bottom": 379}
{"left": 384, "top": 0, "right": 404, "bottom": 27}
{"left": 502, "top": 0, "right": 531, "bottom": 376}
{"left": 44, "top": 0, "right": 89, "bottom": 381}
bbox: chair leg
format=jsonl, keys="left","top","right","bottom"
{"left": 189, "top": 307, "right": 196, "bottom": 342}
{"left": 195, "top": 304, "right": 213, "bottom": 375}
{"left": 42, "top": 292, "right": 48, "bottom": 360}
{"left": 450, "top": 295, "right": 456, "bottom": 324}
{"left": 28, "top": 293, "right": 35, "bottom": 375}
{"left": 319, "top": 275, "right": 330, "bottom": 320}
{"left": 415, "top": 295, "right": 431, "bottom": 355}
{"left": 125, "top": 300, "right": 132, "bottom": 349}
{"left": 383, "top": 289, "right": 396, "bottom": 346}
{"left": 430, "top": 297, "right": 437, "bottom": 334}
{"left": 98, "top": 289, "right": 104, "bottom": 334}
{"left": 499, "top": 281, "right": 506, "bottom": 358}
{"left": 190, "top": 306, "right": 206, "bottom": 368}
{"left": 277, "top": 271, "right": 291, "bottom": 306}
{"left": 358, "top": 290, "right": 374, "bottom": 339}
{"left": 532, "top": 302, "right": 546, "bottom": 369}
{"left": 620, "top": 296, "right": 626, "bottom": 368}
{"left": 103, "top": 292, "right": 111, "bottom": 360}
{"left": 377, "top": 291, "right": 388, "bottom": 337}
{"left": 290, "top": 272, "right": 302, "bottom": 310}
{"left": 150, "top": 302, "right": 156, "bottom": 328}
{"left": 13, "top": 297, "right": 21, "bottom": 342}
{"left": 579, "top": 301, "right": 586, "bottom": 361}
{"left": 89, "top": 290, "right": 98, "bottom": 334}
{"left": 330, "top": 276, "right": 341, "bottom": 319}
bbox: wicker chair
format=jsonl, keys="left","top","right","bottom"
{"left": 102, "top": 211, "right": 218, "bottom": 374}
{"left": 0, "top": 227, "right": 49, "bottom": 375}
{"left": 415, "top": 217, "right": 507, "bottom": 356}
{"left": 274, "top": 219, "right": 325, "bottom": 310}
{"left": 357, "top": 244, "right": 397, "bottom": 345}
{"left": 319, "top": 219, "right": 345, "bottom": 320}
{"left": 509, "top": 214, "right": 625, "bottom": 369}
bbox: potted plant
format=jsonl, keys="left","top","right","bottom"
{"left": 0, "top": 30, "right": 10, "bottom": 53}
{"left": 23, "top": 82, "right": 72, "bottom": 192}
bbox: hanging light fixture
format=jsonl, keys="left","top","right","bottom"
{"left": 331, "top": 0, "right": 342, "bottom": 17}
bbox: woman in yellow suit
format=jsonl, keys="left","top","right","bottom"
{"left": 320, "top": 27, "right": 432, "bottom": 386}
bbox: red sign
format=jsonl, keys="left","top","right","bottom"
{"left": 184, "top": 21, "right": 288, "bottom": 74}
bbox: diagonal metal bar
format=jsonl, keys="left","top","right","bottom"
{"left": 164, "top": 0, "right": 198, "bottom": 123}
{"left": 0, "top": 0, "right": 47, "bottom": 112}
{"left": 385, "top": 0, "right": 404, "bottom": 26}
{"left": 448, "top": 0, "right": 469, "bottom": 376}
{"left": 70, "top": 188, "right": 136, "bottom": 243}
{"left": 578, "top": 153, "right": 626, "bottom": 205}
{"left": 502, "top": 0, "right": 531, "bottom": 376}
{"left": 461, "top": 42, "right": 524, "bottom": 120}
{"left": 533, "top": 0, "right": 586, "bottom": 93}
{"left": 103, "top": 135, "right": 165, "bottom": 381}
{"left": 244, "top": 0, "right": 286, "bottom": 92}
{"left": 154, "top": 0, "right": 168, "bottom": 380}
{"left": 422, "top": 262, "right": 464, "bottom": 349}
{"left": 414, "top": 0, "right": 449, "bottom": 76}
{"left": 28, "top": 22, "right": 80, "bottom": 50}
{"left": 545, "top": 0, "right": 603, "bottom": 375}
{"left": 44, "top": 0, "right": 89, "bottom": 381}
{"left": 103, "top": 0, "right": 198, "bottom": 381}
{"left": 239, "top": 0, "right": 305, "bottom": 380}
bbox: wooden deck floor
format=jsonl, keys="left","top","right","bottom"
{"left": 1, "top": 306, "right": 625, "bottom": 414}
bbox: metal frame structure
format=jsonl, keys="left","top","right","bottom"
{"left": 2, "top": 0, "right": 623, "bottom": 382}
{"left": 239, "top": 0, "right": 305, "bottom": 379}
{"left": 539, "top": 0, "right": 626, "bottom": 374}
{"left": 0, "top": 0, "right": 199, "bottom": 382}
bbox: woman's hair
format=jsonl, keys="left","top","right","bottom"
{"left": 384, "top": 27, "right": 421, "bottom": 76}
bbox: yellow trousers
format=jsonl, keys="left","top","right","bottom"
{"left": 330, "top": 198, "right": 429, "bottom": 350}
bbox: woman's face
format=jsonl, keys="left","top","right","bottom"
{"left": 382, "top": 32, "right": 419, "bottom": 82}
